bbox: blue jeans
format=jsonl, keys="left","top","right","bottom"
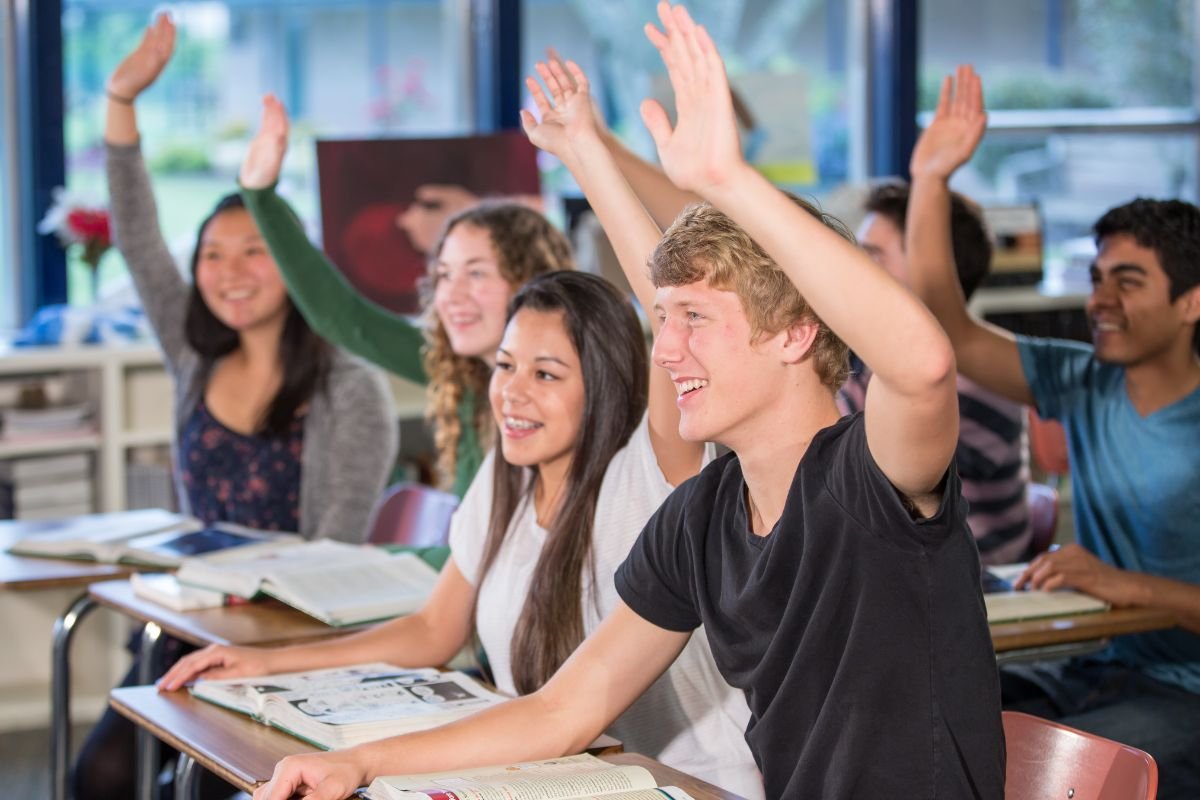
{"left": 1001, "top": 657, "right": 1200, "bottom": 800}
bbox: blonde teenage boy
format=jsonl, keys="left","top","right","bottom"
{"left": 251, "top": 5, "right": 1003, "bottom": 799}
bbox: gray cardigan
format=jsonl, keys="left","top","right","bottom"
{"left": 107, "top": 142, "right": 397, "bottom": 543}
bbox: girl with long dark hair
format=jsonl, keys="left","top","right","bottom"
{"left": 162, "top": 269, "right": 761, "bottom": 797}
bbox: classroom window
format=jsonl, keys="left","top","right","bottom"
{"left": 522, "top": 0, "right": 868, "bottom": 200}
{"left": 0, "top": 0, "right": 15, "bottom": 333}
{"left": 920, "top": 0, "right": 1200, "bottom": 278}
{"left": 61, "top": 0, "right": 470, "bottom": 305}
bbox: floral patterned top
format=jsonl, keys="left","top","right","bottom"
{"left": 179, "top": 400, "right": 304, "bottom": 531}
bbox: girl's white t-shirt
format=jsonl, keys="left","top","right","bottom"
{"left": 450, "top": 415, "right": 763, "bottom": 800}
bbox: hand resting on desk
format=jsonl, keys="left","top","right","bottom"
{"left": 158, "top": 643, "right": 277, "bottom": 691}
{"left": 1016, "top": 543, "right": 1146, "bottom": 606}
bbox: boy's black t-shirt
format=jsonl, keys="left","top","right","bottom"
{"left": 615, "top": 413, "right": 1005, "bottom": 799}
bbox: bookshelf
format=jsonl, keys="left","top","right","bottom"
{"left": 0, "top": 341, "right": 429, "bottom": 517}
{"left": 0, "top": 342, "right": 173, "bottom": 516}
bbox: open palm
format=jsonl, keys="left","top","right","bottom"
{"left": 240, "top": 94, "right": 290, "bottom": 189}
{"left": 909, "top": 65, "right": 987, "bottom": 180}
{"left": 520, "top": 58, "right": 601, "bottom": 161}
{"left": 107, "top": 14, "right": 176, "bottom": 101}
{"left": 641, "top": 2, "right": 743, "bottom": 195}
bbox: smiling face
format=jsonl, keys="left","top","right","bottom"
{"left": 653, "top": 279, "right": 807, "bottom": 448}
{"left": 432, "top": 223, "right": 515, "bottom": 363}
{"left": 1087, "top": 233, "right": 1198, "bottom": 366}
{"left": 489, "top": 307, "right": 586, "bottom": 481}
{"left": 193, "top": 208, "right": 290, "bottom": 333}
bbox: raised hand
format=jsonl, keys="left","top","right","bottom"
{"left": 107, "top": 13, "right": 176, "bottom": 102}
{"left": 240, "top": 94, "right": 290, "bottom": 190}
{"left": 253, "top": 751, "right": 366, "bottom": 800}
{"left": 520, "top": 56, "right": 603, "bottom": 162}
{"left": 640, "top": 2, "right": 744, "bottom": 196}
{"left": 909, "top": 65, "right": 986, "bottom": 181}
{"left": 156, "top": 643, "right": 276, "bottom": 692}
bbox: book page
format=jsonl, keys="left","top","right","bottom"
{"left": 192, "top": 663, "right": 441, "bottom": 718}
{"left": 7, "top": 509, "right": 193, "bottom": 553}
{"left": 265, "top": 667, "right": 504, "bottom": 727}
{"left": 370, "top": 755, "right": 659, "bottom": 800}
{"left": 266, "top": 554, "right": 438, "bottom": 619}
{"left": 985, "top": 588, "right": 1108, "bottom": 623}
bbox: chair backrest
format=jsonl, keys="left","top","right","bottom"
{"left": 366, "top": 482, "right": 460, "bottom": 548}
{"left": 1027, "top": 408, "right": 1070, "bottom": 477}
{"left": 1027, "top": 483, "right": 1059, "bottom": 556}
{"left": 1003, "top": 711, "right": 1158, "bottom": 800}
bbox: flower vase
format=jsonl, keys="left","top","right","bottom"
{"left": 81, "top": 239, "right": 110, "bottom": 304}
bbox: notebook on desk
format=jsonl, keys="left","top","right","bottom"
{"left": 983, "top": 563, "right": 1109, "bottom": 624}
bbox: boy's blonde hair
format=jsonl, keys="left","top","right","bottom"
{"left": 649, "top": 198, "right": 852, "bottom": 391}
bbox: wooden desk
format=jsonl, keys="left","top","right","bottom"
{"left": 0, "top": 528, "right": 139, "bottom": 800}
{"left": 85, "top": 578, "right": 373, "bottom": 800}
{"left": 991, "top": 606, "right": 1175, "bottom": 662}
{"left": 111, "top": 686, "right": 743, "bottom": 800}
{"left": 87, "top": 578, "right": 368, "bottom": 648}
{"left": 0, "top": 526, "right": 133, "bottom": 589}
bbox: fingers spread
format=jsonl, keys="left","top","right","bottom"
{"left": 639, "top": 98, "right": 673, "bottom": 150}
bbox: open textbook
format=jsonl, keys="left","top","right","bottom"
{"left": 190, "top": 663, "right": 507, "bottom": 750}
{"left": 176, "top": 539, "right": 440, "bottom": 626}
{"left": 983, "top": 562, "right": 1109, "bottom": 624}
{"left": 365, "top": 754, "right": 698, "bottom": 800}
{"left": 4, "top": 509, "right": 299, "bottom": 567}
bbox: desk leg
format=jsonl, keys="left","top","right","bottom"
{"left": 136, "top": 622, "right": 165, "bottom": 800}
{"left": 174, "top": 753, "right": 199, "bottom": 800}
{"left": 51, "top": 593, "right": 98, "bottom": 800}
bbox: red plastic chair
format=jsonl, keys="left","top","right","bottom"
{"left": 1027, "top": 483, "right": 1059, "bottom": 556}
{"left": 1003, "top": 711, "right": 1158, "bottom": 800}
{"left": 366, "top": 482, "right": 459, "bottom": 548}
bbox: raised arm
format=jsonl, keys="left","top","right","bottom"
{"left": 522, "top": 57, "right": 704, "bottom": 485}
{"left": 239, "top": 96, "right": 429, "bottom": 383}
{"left": 158, "top": 557, "right": 479, "bottom": 690}
{"left": 642, "top": 2, "right": 956, "bottom": 506}
{"left": 252, "top": 603, "right": 690, "bottom": 800}
{"left": 104, "top": 15, "right": 193, "bottom": 369}
{"left": 544, "top": 48, "right": 699, "bottom": 230}
{"left": 906, "top": 66, "right": 1033, "bottom": 406}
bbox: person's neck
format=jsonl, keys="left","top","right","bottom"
{"left": 728, "top": 389, "right": 842, "bottom": 536}
{"left": 233, "top": 320, "right": 285, "bottom": 374}
{"left": 533, "top": 458, "right": 571, "bottom": 529}
{"left": 1123, "top": 341, "right": 1200, "bottom": 417}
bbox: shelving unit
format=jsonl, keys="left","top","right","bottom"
{"left": 0, "top": 342, "right": 430, "bottom": 518}
{"left": 0, "top": 342, "right": 171, "bottom": 514}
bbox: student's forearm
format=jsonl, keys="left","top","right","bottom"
{"left": 272, "top": 611, "right": 460, "bottom": 673}
{"left": 351, "top": 691, "right": 596, "bottom": 784}
{"left": 601, "top": 130, "right": 700, "bottom": 230}
{"left": 241, "top": 187, "right": 429, "bottom": 383}
{"left": 906, "top": 176, "right": 976, "bottom": 340}
{"left": 559, "top": 134, "right": 662, "bottom": 326}
{"left": 707, "top": 165, "right": 955, "bottom": 394}
{"left": 105, "top": 98, "right": 140, "bottom": 145}
{"left": 1125, "top": 573, "right": 1200, "bottom": 634}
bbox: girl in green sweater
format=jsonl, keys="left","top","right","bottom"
{"left": 239, "top": 96, "right": 573, "bottom": 496}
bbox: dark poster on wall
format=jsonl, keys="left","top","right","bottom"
{"left": 315, "top": 131, "right": 541, "bottom": 314}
